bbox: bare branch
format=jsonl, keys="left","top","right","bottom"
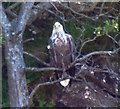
{"left": 79, "top": 37, "right": 97, "bottom": 53}
{"left": 50, "top": 2, "right": 65, "bottom": 19}
{"left": 75, "top": 67, "right": 120, "bottom": 98}
{"left": 98, "top": 8, "right": 116, "bottom": 19}
{"left": 33, "top": 4, "right": 67, "bottom": 22}
{"left": 80, "top": 35, "right": 119, "bottom": 54}
{"left": 59, "top": 3, "right": 96, "bottom": 21}
{"left": 100, "top": 2, "right": 105, "bottom": 14}
{"left": 6, "top": 9, "right": 17, "bottom": 18}
{"left": 7, "top": 2, "right": 21, "bottom": 10}
{"left": 68, "top": 48, "right": 120, "bottom": 70}
{"left": 77, "top": 51, "right": 111, "bottom": 62}
{"left": 23, "top": 38, "right": 34, "bottom": 43}
{"left": 23, "top": 51, "right": 50, "bottom": 67}
{"left": 25, "top": 67, "right": 62, "bottom": 72}
{"left": 5, "top": 3, "right": 20, "bottom": 19}
{"left": 28, "top": 75, "right": 82, "bottom": 105}
{"left": 106, "top": 34, "right": 120, "bottom": 46}
{"left": 77, "top": 48, "right": 120, "bottom": 62}
{"left": 28, "top": 78, "right": 63, "bottom": 105}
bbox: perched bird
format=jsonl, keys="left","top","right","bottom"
{"left": 47, "top": 22, "right": 76, "bottom": 87}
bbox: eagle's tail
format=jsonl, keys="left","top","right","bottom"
{"left": 57, "top": 66, "right": 75, "bottom": 87}
{"left": 60, "top": 79, "right": 70, "bottom": 87}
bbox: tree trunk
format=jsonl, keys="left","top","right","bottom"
{"left": 4, "top": 39, "right": 28, "bottom": 107}
{"left": 0, "top": 1, "right": 34, "bottom": 107}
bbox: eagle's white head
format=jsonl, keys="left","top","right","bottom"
{"left": 52, "top": 22, "right": 65, "bottom": 34}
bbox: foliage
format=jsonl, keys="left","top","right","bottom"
{"left": 95, "top": 17, "right": 119, "bottom": 36}
{"left": 65, "top": 21, "right": 81, "bottom": 38}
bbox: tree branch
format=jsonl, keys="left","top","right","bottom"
{"left": 15, "top": 1, "right": 35, "bottom": 37}
{"left": 23, "top": 51, "right": 50, "bottom": 67}
{"left": 77, "top": 48, "right": 120, "bottom": 62}
{"left": 1, "top": 1, "right": 35, "bottom": 107}
{"left": 0, "top": 3, "right": 11, "bottom": 39}
{"left": 59, "top": 2, "right": 96, "bottom": 21}
{"left": 68, "top": 48, "right": 120, "bottom": 70}
{"left": 79, "top": 37, "right": 97, "bottom": 53}
{"left": 25, "top": 67, "right": 62, "bottom": 72}
{"left": 6, "top": 9, "right": 17, "bottom": 18}
{"left": 28, "top": 55, "right": 120, "bottom": 105}
{"left": 25, "top": 48, "right": 119, "bottom": 74}
{"left": 7, "top": 2, "right": 21, "bottom": 10}
{"left": 23, "top": 38, "right": 34, "bottom": 43}
{"left": 28, "top": 75, "right": 82, "bottom": 105}
{"left": 29, "top": 78, "right": 63, "bottom": 104}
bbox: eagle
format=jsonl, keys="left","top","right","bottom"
{"left": 47, "top": 22, "right": 76, "bottom": 87}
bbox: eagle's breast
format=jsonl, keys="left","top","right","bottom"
{"left": 51, "top": 33, "right": 68, "bottom": 46}
{"left": 54, "top": 33, "right": 70, "bottom": 53}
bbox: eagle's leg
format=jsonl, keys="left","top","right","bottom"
{"left": 69, "top": 66, "right": 75, "bottom": 77}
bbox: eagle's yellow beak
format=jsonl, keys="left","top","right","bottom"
{"left": 54, "top": 24, "right": 60, "bottom": 29}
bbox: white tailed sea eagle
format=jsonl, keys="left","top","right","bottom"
{"left": 47, "top": 22, "right": 76, "bottom": 87}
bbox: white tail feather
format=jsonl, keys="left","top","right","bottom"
{"left": 60, "top": 79, "right": 70, "bottom": 87}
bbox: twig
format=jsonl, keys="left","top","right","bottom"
{"left": 33, "top": 3, "right": 66, "bottom": 22}
{"left": 5, "top": 3, "right": 21, "bottom": 22}
{"left": 76, "top": 49, "right": 120, "bottom": 62}
{"left": 7, "top": 2, "right": 21, "bottom": 10}
{"left": 106, "top": 34, "right": 120, "bottom": 46}
{"left": 28, "top": 62, "right": 120, "bottom": 105}
{"left": 68, "top": 48, "right": 120, "bottom": 70}
{"left": 23, "top": 38, "right": 34, "bottom": 43}
{"left": 75, "top": 69, "right": 106, "bottom": 97}
{"left": 100, "top": 2, "right": 105, "bottom": 14}
{"left": 80, "top": 35, "right": 119, "bottom": 54}
{"left": 59, "top": 2, "right": 96, "bottom": 21}
{"left": 23, "top": 51, "right": 50, "bottom": 66}
{"left": 28, "top": 75, "right": 82, "bottom": 105}
{"left": 50, "top": 2, "right": 64, "bottom": 17}
{"left": 45, "top": 9, "right": 67, "bottom": 22}
{"left": 25, "top": 67, "right": 62, "bottom": 72}
{"left": 5, "top": 9, "right": 17, "bottom": 18}
{"left": 114, "top": 32, "right": 120, "bottom": 40}
{"left": 79, "top": 36, "right": 97, "bottom": 53}
{"left": 75, "top": 66, "right": 120, "bottom": 98}
{"left": 28, "top": 78, "right": 63, "bottom": 105}
{"left": 98, "top": 8, "right": 116, "bottom": 18}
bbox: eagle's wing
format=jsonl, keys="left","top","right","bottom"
{"left": 47, "top": 38, "right": 56, "bottom": 67}
{"left": 65, "top": 34, "right": 76, "bottom": 77}
{"left": 48, "top": 36, "right": 62, "bottom": 68}
{"left": 66, "top": 34, "right": 76, "bottom": 61}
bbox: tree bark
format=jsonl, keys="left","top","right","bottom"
{"left": 0, "top": 1, "right": 34, "bottom": 107}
